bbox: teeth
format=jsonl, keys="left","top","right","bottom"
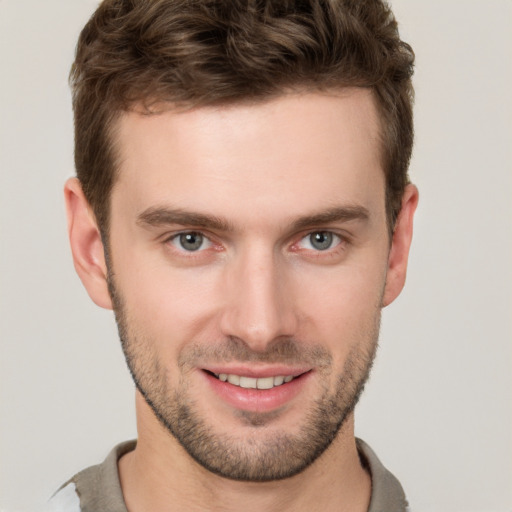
{"left": 214, "top": 373, "right": 295, "bottom": 389}
{"left": 273, "top": 376, "right": 284, "bottom": 386}
{"left": 239, "top": 376, "right": 257, "bottom": 389}
{"left": 256, "top": 377, "right": 274, "bottom": 390}
{"left": 227, "top": 374, "right": 240, "bottom": 385}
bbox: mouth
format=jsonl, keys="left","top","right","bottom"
{"left": 201, "top": 367, "right": 312, "bottom": 413}
{"left": 207, "top": 372, "right": 297, "bottom": 390}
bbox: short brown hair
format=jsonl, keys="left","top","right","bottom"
{"left": 70, "top": 0, "right": 414, "bottom": 234}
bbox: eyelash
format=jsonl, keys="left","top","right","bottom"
{"left": 168, "top": 231, "right": 212, "bottom": 252}
{"left": 164, "top": 230, "right": 348, "bottom": 258}
{"left": 294, "top": 231, "right": 343, "bottom": 252}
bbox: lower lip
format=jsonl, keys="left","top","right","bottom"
{"left": 202, "top": 371, "right": 311, "bottom": 413}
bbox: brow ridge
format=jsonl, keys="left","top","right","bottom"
{"left": 290, "top": 206, "right": 370, "bottom": 232}
{"left": 137, "top": 207, "right": 233, "bottom": 231}
{"left": 137, "top": 205, "right": 369, "bottom": 233}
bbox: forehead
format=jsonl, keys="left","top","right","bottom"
{"left": 111, "top": 89, "right": 384, "bottom": 228}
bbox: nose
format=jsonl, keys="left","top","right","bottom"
{"left": 219, "top": 245, "right": 298, "bottom": 352}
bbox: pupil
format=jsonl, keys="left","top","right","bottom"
{"left": 311, "top": 232, "right": 332, "bottom": 250}
{"left": 180, "top": 232, "right": 203, "bottom": 251}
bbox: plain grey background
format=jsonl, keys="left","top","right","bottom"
{"left": 1, "top": 1, "right": 511, "bottom": 510}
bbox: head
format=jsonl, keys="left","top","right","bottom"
{"left": 66, "top": 0, "right": 417, "bottom": 483}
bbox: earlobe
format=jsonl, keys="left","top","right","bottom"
{"left": 382, "top": 184, "right": 419, "bottom": 307}
{"left": 64, "top": 177, "right": 113, "bottom": 310}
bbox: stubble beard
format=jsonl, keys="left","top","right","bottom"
{"left": 108, "top": 276, "right": 380, "bottom": 482}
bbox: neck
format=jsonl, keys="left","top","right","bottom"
{"left": 119, "top": 392, "right": 371, "bottom": 512}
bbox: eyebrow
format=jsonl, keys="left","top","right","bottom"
{"left": 136, "top": 205, "right": 369, "bottom": 232}
{"left": 289, "top": 206, "right": 370, "bottom": 231}
{"left": 137, "top": 207, "right": 234, "bottom": 231}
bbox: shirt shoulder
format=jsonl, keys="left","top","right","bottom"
{"left": 48, "top": 440, "right": 136, "bottom": 512}
{"left": 356, "top": 438, "right": 409, "bottom": 512}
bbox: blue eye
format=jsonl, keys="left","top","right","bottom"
{"left": 171, "top": 232, "right": 211, "bottom": 252}
{"left": 298, "top": 231, "right": 341, "bottom": 251}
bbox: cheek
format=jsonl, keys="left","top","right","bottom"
{"left": 112, "top": 250, "right": 223, "bottom": 356}
{"left": 295, "top": 261, "right": 386, "bottom": 361}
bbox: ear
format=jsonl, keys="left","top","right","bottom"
{"left": 382, "top": 184, "right": 419, "bottom": 307}
{"left": 64, "top": 177, "right": 113, "bottom": 310}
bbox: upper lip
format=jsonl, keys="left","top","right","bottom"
{"left": 202, "top": 365, "right": 311, "bottom": 378}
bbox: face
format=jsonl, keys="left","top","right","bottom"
{"left": 103, "top": 90, "right": 395, "bottom": 481}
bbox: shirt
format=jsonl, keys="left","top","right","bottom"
{"left": 49, "top": 438, "right": 408, "bottom": 511}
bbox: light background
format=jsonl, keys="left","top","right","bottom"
{"left": 0, "top": 1, "right": 511, "bottom": 511}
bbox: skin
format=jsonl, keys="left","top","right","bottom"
{"left": 65, "top": 89, "right": 418, "bottom": 512}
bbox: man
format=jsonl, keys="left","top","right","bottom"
{"left": 51, "top": 0, "right": 418, "bottom": 510}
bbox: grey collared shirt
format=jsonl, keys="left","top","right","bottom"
{"left": 49, "top": 438, "right": 408, "bottom": 512}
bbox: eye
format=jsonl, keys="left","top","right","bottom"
{"left": 170, "top": 232, "right": 211, "bottom": 252}
{"left": 297, "top": 231, "right": 341, "bottom": 251}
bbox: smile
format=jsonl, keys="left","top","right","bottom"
{"left": 212, "top": 373, "right": 295, "bottom": 389}
{"left": 203, "top": 368, "right": 311, "bottom": 412}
